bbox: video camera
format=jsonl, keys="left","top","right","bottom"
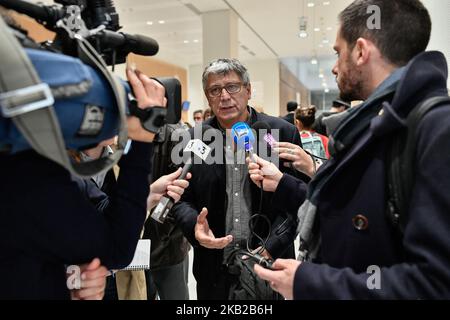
{"left": 1, "top": 0, "right": 160, "bottom": 66}
{"left": 0, "top": 0, "right": 182, "bottom": 177}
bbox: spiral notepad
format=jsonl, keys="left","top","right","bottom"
{"left": 123, "top": 239, "right": 151, "bottom": 271}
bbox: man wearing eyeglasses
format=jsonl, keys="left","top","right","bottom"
{"left": 171, "top": 58, "right": 309, "bottom": 299}
{"left": 193, "top": 109, "right": 204, "bottom": 124}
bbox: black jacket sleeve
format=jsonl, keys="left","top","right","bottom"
{"left": 272, "top": 173, "right": 308, "bottom": 213}
{"left": 1, "top": 141, "right": 153, "bottom": 270}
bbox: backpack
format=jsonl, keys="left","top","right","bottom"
{"left": 149, "top": 123, "right": 186, "bottom": 182}
{"left": 226, "top": 249, "right": 283, "bottom": 300}
{"left": 300, "top": 131, "right": 327, "bottom": 159}
{"left": 143, "top": 122, "right": 190, "bottom": 269}
{"left": 386, "top": 96, "right": 450, "bottom": 236}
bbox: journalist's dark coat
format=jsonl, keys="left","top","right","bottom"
{"left": 0, "top": 142, "right": 152, "bottom": 299}
{"left": 171, "top": 107, "right": 307, "bottom": 297}
{"left": 276, "top": 51, "right": 450, "bottom": 299}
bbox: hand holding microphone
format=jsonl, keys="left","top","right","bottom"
{"left": 273, "top": 142, "right": 316, "bottom": 177}
{"left": 150, "top": 125, "right": 214, "bottom": 224}
{"left": 251, "top": 121, "right": 317, "bottom": 177}
{"left": 231, "top": 121, "right": 283, "bottom": 191}
{"left": 247, "top": 154, "right": 283, "bottom": 192}
{"left": 147, "top": 168, "right": 192, "bottom": 211}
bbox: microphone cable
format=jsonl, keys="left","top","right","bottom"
{"left": 246, "top": 209, "right": 272, "bottom": 255}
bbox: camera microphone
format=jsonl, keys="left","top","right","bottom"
{"left": 98, "top": 30, "right": 159, "bottom": 56}
{"left": 0, "top": 0, "right": 159, "bottom": 58}
{"left": 0, "top": 0, "right": 65, "bottom": 26}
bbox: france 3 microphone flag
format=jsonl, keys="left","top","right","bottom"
{"left": 231, "top": 122, "right": 255, "bottom": 152}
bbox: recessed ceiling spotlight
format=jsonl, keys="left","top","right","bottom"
{"left": 307, "top": 2, "right": 315, "bottom": 7}
{"left": 146, "top": 21, "right": 153, "bottom": 25}
{"left": 158, "top": 20, "right": 165, "bottom": 24}
{"left": 323, "top": 1, "right": 331, "bottom": 5}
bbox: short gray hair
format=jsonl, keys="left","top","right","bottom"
{"left": 202, "top": 58, "right": 250, "bottom": 91}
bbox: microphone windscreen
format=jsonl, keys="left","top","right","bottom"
{"left": 251, "top": 121, "right": 271, "bottom": 132}
{"left": 126, "top": 34, "right": 159, "bottom": 56}
{"left": 231, "top": 122, "right": 255, "bottom": 151}
{"left": 251, "top": 121, "right": 271, "bottom": 139}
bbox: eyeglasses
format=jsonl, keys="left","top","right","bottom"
{"left": 206, "top": 83, "right": 244, "bottom": 98}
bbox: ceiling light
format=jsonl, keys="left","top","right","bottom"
{"left": 319, "top": 74, "right": 324, "bottom": 78}
{"left": 158, "top": 20, "right": 165, "bottom": 24}
{"left": 146, "top": 21, "right": 153, "bottom": 25}
{"left": 193, "top": 39, "right": 199, "bottom": 43}
{"left": 314, "top": 27, "right": 320, "bottom": 32}
{"left": 183, "top": 40, "right": 189, "bottom": 44}
{"left": 299, "top": 31, "right": 308, "bottom": 38}
{"left": 311, "top": 58, "right": 318, "bottom": 65}
{"left": 323, "top": 1, "right": 331, "bottom": 5}
{"left": 325, "top": 88, "right": 330, "bottom": 93}
{"left": 322, "top": 39, "right": 330, "bottom": 44}
{"left": 307, "top": 2, "right": 315, "bottom": 7}
{"left": 326, "top": 27, "right": 332, "bottom": 31}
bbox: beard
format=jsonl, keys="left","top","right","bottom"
{"left": 337, "top": 57, "right": 365, "bottom": 102}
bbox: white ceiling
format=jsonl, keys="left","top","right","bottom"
{"left": 24, "top": 0, "right": 450, "bottom": 90}
{"left": 114, "top": 0, "right": 352, "bottom": 66}
{"left": 113, "top": 0, "right": 355, "bottom": 90}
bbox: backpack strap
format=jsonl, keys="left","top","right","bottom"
{"left": 387, "top": 96, "right": 450, "bottom": 236}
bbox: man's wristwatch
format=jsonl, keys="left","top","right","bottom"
{"left": 128, "top": 97, "right": 167, "bottom": 134}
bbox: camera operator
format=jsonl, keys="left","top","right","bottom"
{"left": 69, "top": 140, "right": 191, "bottom": 300}
{"left": 0, "top": 62, "right": 166, "bottom": 299}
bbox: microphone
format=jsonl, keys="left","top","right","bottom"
{"left": 0, "top": 0, "right": 65, "bottom": 26}
{"left": 0, "top": 0, "right": 159, "bottom": 57}
{"left": 251, "top": 121, "right": 277, "bottom": 150}
{"left": 151, "top": 125, "right": 214, "bottom": 224}
{"left": 231, "top": 122, "right": 256, "bottom": 162}
{"left": 98, "top": 30, "right": 159, "bottom": 56}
